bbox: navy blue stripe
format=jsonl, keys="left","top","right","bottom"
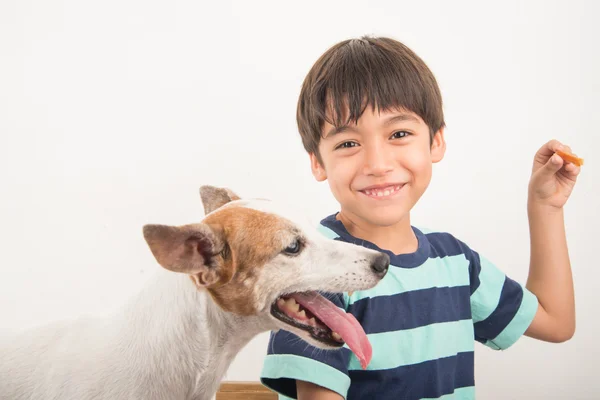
{"left": 473, "top": 275, "right": 524, "bottom": 341}
{"left": 347, "top": 351, "right": 474, "bottom": 400}
{"left": 347, "top": 285, "right": 472, "bottom": 335}
{"left": 426, "top": 232, "right": 467, "bottom": 258}
{"left": 474, "top": 335, "right": 487, "bottom": 345}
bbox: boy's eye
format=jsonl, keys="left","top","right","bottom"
{"left": 335, "top": 141, "right": 359, "bottom": 150}
{"left": 391, "top": 131, "right": 409, "bottom": 139}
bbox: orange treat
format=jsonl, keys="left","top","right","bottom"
{"left": 556, "top": 149, "right": 584, "bottom": 166}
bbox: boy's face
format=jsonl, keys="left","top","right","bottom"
{"left": 310, "top": 106, "right": 445, "bottom": 228}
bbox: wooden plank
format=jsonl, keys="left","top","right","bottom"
{"left": 216, "top": 381, "right": 277, "bottom": 400}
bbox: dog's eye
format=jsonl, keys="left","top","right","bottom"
{"left": 283, "top": 239, "right": 302, "bottom": 255}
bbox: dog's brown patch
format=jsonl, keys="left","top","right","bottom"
{"left": 199, "top": 206, "right": 295, "bottom": 316}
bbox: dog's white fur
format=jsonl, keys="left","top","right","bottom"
{"left": 0, "top": 186, "right": 387, "bottom": 400}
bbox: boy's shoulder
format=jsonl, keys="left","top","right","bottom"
{"left": 412, "top": 226, "right": 477, "bottom": 258}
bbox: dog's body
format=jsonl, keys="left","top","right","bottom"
{"left": 0, "top": 271, "right": 250, "bottom": 399}
{"left": 0, "top": 186, "right": 388, "bottom": 400}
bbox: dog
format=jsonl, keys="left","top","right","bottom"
{"left": 0, "top": 185, "right": 389, "bottom": 400}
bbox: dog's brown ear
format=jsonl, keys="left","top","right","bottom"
{"left": 143, "top": 223, "right": 229, "bottom": 287}
{"left": 199, "top": 185, "right": 241, "bottom": 215}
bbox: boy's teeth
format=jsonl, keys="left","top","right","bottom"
{"left": 365, "top": 185, "right": 401, "bottom": 197}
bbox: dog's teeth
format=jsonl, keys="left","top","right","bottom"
{"left": 309, "top": 317, "right": 316, "bottom": 326}
{"left": 297, "top": 310, "right": 306, "bottom": 319}
{"left": 277, "top": 298, "right": 285, "bottom": 307}
{"left": 286, "top": 298, "right": 300, "bottom": 312}
{"left": 282, "top": 298, "right": 300, "bottom": 313}
{"left": 332, "top": 332, "right": 343, "bottom": 342}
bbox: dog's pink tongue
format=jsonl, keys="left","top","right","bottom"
{"left": 290, "top": 292, "right": 372, "bottom": 370}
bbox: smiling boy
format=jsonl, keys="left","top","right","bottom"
{"left": 260, "top": 36, "right": 580, "bottom": 400}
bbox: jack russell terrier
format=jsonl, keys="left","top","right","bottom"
{"left": 0, "top": 185, "right": 389, "bottom": 400}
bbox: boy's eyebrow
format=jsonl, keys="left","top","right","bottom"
{"left": 325, "top": 125, "right": 359, "bottom": 138}
{"left": 324, "top": 112, "right": 420, "bottom": 138}
{"left": 383, "top": 113, "right": 420, "bottom": 126}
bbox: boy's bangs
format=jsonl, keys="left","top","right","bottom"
{"left": 312, "top": 39, "right": 442, "bottom": 136}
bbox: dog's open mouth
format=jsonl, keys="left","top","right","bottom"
{"left": 270, "top": 291, "right": 372, "bottom": 369}
{"left": 271, "top": 295, "right": 343, "bottom": 346}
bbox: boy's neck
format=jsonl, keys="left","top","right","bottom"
{"left": 336, "top": 211, "right": 418, "bottom": 255}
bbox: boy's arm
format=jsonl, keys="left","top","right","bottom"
{"left": 523, "top": 140, "right": 581, "bottom": 342}
{"left": 297, "top": 380, "right": 343, "bottom": 400}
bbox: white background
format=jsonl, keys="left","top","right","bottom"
{"left": 1, "top": 0, "right": 598, "bottom": 398}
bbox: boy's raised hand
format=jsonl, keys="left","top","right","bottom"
{"left": 528, "top": 139, "right": 582, "bottom": 210}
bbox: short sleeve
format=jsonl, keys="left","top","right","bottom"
{"left": 260, "top": 292, "right": 352, "bottom": 399}
{"left": 466, "top": 247, "right": 539, "bottom": 350}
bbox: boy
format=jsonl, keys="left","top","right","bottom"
{"left": 260, "top": 36, "right": 580, "bottom": 399}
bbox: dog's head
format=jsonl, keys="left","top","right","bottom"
{"left": 143, "top": 185, "right": 388, "bottom": 368}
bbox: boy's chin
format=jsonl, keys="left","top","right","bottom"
{"left": 356, "top": 207, "right": 410, "bottom": 228}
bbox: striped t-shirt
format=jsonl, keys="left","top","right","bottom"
{"left": 260, "top": 214, "right": 538, "bottom": 400}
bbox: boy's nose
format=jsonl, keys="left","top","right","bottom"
{"left": 363, "top": 145, "right": 394, "bottom": 176}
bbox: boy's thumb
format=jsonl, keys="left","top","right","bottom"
{"left": 537, "top": 153, "right": 563, "bottom": 178}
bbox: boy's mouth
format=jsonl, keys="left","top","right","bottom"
{"left": 359, "top": 184, "right": 404, "bottom": 199}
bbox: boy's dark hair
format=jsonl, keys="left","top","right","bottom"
{"left": 297, "top": 36, "right": 445, "bottom": 163}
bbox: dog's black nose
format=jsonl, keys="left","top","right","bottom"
{"left": 371, "top": 253, "right": 390, "bottom": 277}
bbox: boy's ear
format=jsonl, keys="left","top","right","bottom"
{"left": 143, "top": 223, "right": 231, "bottom": 288}
{"left": 309, "top": 153, "right": 327, "bottom": 182}
{"left": 199, "top": 185, "right": 241, "bottom": 215}
{"left": 430, "top": 127, "right": 446, "bottom": 163}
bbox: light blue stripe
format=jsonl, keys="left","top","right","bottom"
{"left": 347, "top": 255, "right": 470, "bottom": 305}
{"left": 470, "top": 255, "right": 506, "bottom": 323}
{"left": 261, "top": 354, "right": 350, "bottom": 399}
{"left": 421, "top": 386, "right": 475, "bottom": 399}
{"left": 347, "top": 319, "right": 475, "bottom": 371}
{"left": 316, "top": 224, "right": 340, "bottom": 239}
{"left": 485, "top": 288, "right": 538, "bottom": 350}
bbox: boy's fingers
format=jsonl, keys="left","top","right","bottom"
{"left": 537, "top": 153, "right": 564, "bottom": 179}
{"left": 534, "top": 140, "right": 564, "bottom": 169}
{"left": 562, "top": 163, "right": 581, "bottom": 179}
{"left": 538, "top": 139, "right": 564, "bottom": 157}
